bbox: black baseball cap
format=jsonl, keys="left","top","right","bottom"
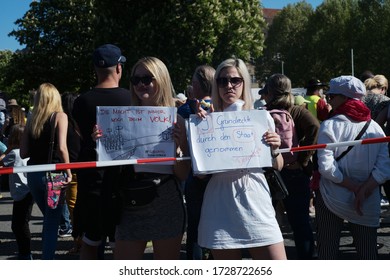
{"left": 92, "top": 44, "right": 126, "bottom": 68}
{"left": 258, "top": 84, "right": 268, "bottom": 95}
{"left": 304, "top": 78, "right": 327, "bottom": 89}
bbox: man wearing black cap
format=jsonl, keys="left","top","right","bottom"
{"left": 304, "top": 78, "right": 331, "bottom": 121}
{"left": 72, "top": 44, "right": 131, "bottom": 259}
{"left": 254, "top": 85, "right": 267, "bottom": 109}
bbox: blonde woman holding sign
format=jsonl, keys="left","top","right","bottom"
{"left": 112, "top": 57, "right": 190, "bottom": 260}
{"left": 197, "top": 58, "right": 286, "bottom": 260}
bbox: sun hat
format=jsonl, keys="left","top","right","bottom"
{"left": 92, "top": 44, "right": 126, "bottom": 68}
{"left": 7, "top": 99, "right": 18, "bottom": 107}
{"left": 326, "top": 75, "right": 366, "bottom": 100}
{"left": 305, "top": 78, "right": 327, "bottom": 89}
{"left": 294, "top": 95, "right": 311, "bottom": 106}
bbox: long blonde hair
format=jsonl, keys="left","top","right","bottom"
{"left": 28, "top": 83, "right": 63, "bottom": 138}
{"left": 130, "top": 57, "right": 175, "bottom": 107}
{"left": 211, "top": 58, "right": 253, "bottom": 112}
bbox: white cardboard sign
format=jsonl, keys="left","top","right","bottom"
{"left": 96, "top": 106, "right": 176, "bottom": 162}
{"left": 187, "top": 110, "right": 273, "bottom": 174}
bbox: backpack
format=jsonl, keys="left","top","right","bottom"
{"left": 268, "top": 109, "right": 299, "bottom": 165}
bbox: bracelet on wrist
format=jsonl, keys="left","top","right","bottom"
{"left": 272, "top": 152, "right": 280, "bottom": 158}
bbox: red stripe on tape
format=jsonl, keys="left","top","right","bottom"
{"left": 137, "top": 157, "right": 177, "bottom": 164}
{"left": 0, "top": 167, "right": 14, "bottom": 175}
{"left": 290, "top": 143, "right": 327, "bottom": 152}
{"left": 56, "top": 162, "right": 97, "bottom": 170}
{"left": 361, "top": 136, "right": 390, "bottom": 145}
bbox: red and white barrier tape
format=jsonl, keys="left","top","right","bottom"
{"left": 275, "top": 136, "right": 390, "bottom": 154}
{"left": 0, "top": 157, "right": 191, "bottom": 175}
{"left": 1, "top": 136, "right": 389, "bottom": 175}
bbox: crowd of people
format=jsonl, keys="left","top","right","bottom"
{"left": 0, "top": 43, "right": 390, "bottom": 260}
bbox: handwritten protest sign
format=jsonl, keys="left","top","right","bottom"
{"left": 187, "top": 110, "right": 273, "bottom": 174}
{"left": 96, "top": 106, "right": 176, "bottom": 162}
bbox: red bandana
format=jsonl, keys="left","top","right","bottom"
{"left": 331, "top": 98, "right": 371, "bottom": 122}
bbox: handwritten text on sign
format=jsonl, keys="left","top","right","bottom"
{"left": 188, "top": 110, "right": 274, "bottom": 174}
{"left": 96, "top": 106, "right": 177, "bottom": 161}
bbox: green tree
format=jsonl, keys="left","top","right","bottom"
{"left": 0, "top": 50, "right": 25, "bottom": 103}
{"left": 304, "top": 0, "right": 356, "bottom": 81}
{"left": 8, "top": 0, "right": 97, "bottom": 94}
{"left": 352, "top": 0, "right": 389, "bottom": 76}
{"left": 256, "top": 1, "right": 313, "bottom": 86}
{"left": 7, "top": 0, "right": 265, "bottom": 95}
{"left": 95, "top": 0, "right": 265, "bottom": 91}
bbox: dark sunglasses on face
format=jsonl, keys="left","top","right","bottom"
{"left": 216, "top": 77, "right": 244, "bottom": 88}
{"left": 326, "top": 94, "right": 339, "bottom": 101}
{"left": 130, "top": 76, "right": 155, "bottom": 85}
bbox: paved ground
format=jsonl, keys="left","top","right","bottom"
{"left": 1, "top": 190, "right": 390, "bottom": 260}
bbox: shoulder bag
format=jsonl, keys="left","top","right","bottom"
{"left": 45, "top": 112, "right": 68, "bottom": 209}
{"left": 309, "top": 119, "right": 371, "bottom": 190}
{"left": 263, "top": 166, "right": 289, "bottom": 200}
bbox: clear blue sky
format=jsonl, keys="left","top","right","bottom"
{"left": 261, "top": 0, "right": 322, "bottom": 9}
{"left": 0, "top": 0, "right": 322, "bottom": 52}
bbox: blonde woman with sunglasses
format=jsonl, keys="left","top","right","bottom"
{"left": 197, "top": 58, "right": 287, "bottom": 260}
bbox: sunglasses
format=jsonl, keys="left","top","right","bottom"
{"left": 326, "top": 94, "right": 340, "bottom": 101}
{"left": 216, "top": 77, "right": 243, "bottom": 88}
{"left": 130, "top": 76, "right": 155, "bottom": 85}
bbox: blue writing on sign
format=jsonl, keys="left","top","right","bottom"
{"left": 234, "top": 128, "right": 255, "bottom": 143}
{"left": 204, "top": 146, "right": 243, "bottom": 158}
{"left": 216, "top": 114, "right": 251, "bottom": 131}
{"left": 197, "top": 134, "right": 216, "bottom": 143}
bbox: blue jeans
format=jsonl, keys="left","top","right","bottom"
{"left": 281, "top": 168, "right": 315, "bottom": 259}
{"left": 28, "top": 171, "right": 63, "bottom": 260}
{"left": 60, "top": 201, "right": 71, "bottom": 231}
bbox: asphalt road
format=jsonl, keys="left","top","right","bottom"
{"left": 1, "top": 190, "right": 390, "bottom": 260}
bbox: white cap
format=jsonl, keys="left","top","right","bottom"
{"left": 327, "top": 75, "right": 366, "bottom": 100}
{"left": 176, "top": 93, "right": 187, "bottom": 101}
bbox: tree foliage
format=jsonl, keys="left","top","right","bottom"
{"left": 258, "top": 1, "right": 313, "bottom": 85}
{"left": 5, "top": 0, "right": 390, "bottom": 97}
{"left": 3, "top": 0, "right": 265, "bottom": 98}
{"left": 0, "top": 50, "right": 25, "bottom": 103}
{"left": 7, "top": 0, "right": 96, "bottom": 96}
{"left": 95, "top": 0, "right": 265, "bottom": 91}
{"left": 257, "top": 0, "right": 390, "bottom": 87}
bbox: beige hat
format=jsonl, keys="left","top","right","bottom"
{"left": 7, "top": 99, "right": 18, "bottom": 107}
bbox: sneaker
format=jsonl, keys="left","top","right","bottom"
{"left": 381, "top": 198, "right": 389, "bottom": 207}
{"left": 58, "top": 228, "right": 72, "bottom": 238}
{"left": 381, "top": 208, "right": 390, "bottom": 217}
{"left": 381, "top": 216, "right": 390, "bottom": 224}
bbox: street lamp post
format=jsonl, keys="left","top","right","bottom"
{"left": 276, "top": 53, "right": 284, "bottom": 75}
